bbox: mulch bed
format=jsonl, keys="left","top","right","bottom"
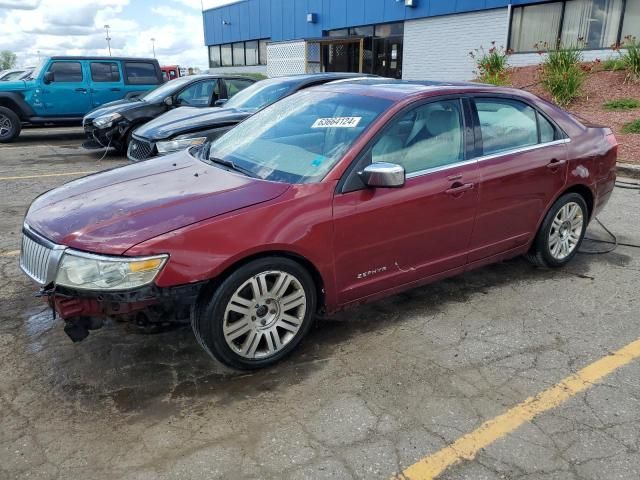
{"left": 507, "top": 65, "right": 640, "bottom": 165}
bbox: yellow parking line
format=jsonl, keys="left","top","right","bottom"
{"left": 0, "top": 171, "right": 95, "bottom": 181}
{"left": 396, "top": 337, "right": 640, "bottom": 480}
{"left": 0, "top": 250, "right": 20, "bottom": 257}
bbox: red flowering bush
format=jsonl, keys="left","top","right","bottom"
{"left": 470, "top": 42, "right": 512, "bottom": 86}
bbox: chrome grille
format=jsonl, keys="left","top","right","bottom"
{"left": 127, "top": 137, "right": 154, "bottom": 161}
{"left": 20, "top": 234, "right": 53, "bottom": 284}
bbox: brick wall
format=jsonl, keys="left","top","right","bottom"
{"left": 403, "top": 8, "right": 510, "bottom": 82}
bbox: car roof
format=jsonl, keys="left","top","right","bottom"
{"left": 315, "top": 79, "right": 529, "bottom": 101}
{"left": 253, "top": 72, "right": 376, "bottom": 87}
{"left": 49, "top": 56, "right": 158, "bottom": 62}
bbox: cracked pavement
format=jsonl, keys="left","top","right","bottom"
{"left": 1, "top": 127, "right": 639, "bottom": 479}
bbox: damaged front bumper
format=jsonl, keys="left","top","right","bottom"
{"left": 83, "top": 120, "right": 129, "bottom": 151}
{"left": 42, "top": 282, "right": 205, "bottom": 342}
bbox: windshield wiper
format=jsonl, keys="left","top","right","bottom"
{"left": 209, "top": 156, "right": 258, "bottom": 178}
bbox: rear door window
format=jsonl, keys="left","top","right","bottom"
{"left": 90, "top": 62, "right": 120, "bottom": 82}
{"left": 48, "top": 61, "right": 83, "bottom": 82}
{"left": 124, "top": 62, "right": 159, "bottom": 85}
{"left": 474, "top": 98, "right": 540, "bottom": 156}
{"left": 224, "top": 78, "right": 254, "bottom": 98}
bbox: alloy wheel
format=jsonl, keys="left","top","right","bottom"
{"left": 548, "top": 201, "right": 583, "bottom": 260}
{"left": 223, "top": 270, "right": 307, "bottom": 359}
{"left": 0, "top": 114, "right": 12, "bottom": 138}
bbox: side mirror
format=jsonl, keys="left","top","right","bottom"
{"left": 214, "top": 98, "right": 228, "bottom": 107}
{"left": 358, "top": 162, "right": 405, "bottom": 188}
{"left": 164, "top": 96, "right": 174, "bottom": 107}
{"left": 43, "top": 71, "right": 54, "bottom": 84}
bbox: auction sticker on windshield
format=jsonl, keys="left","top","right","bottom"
{"left": 311, "top": 117, "right": 362, "bottom": 128}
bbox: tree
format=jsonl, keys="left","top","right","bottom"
{"left": 0, "top": 51, "right": 17, "bottom": 70}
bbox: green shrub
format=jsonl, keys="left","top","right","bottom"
{"left": 539, "top": 44, "right": 585, "bottom": 106}
{"left": 602, "top": 58, "right": 626, "bottom": 71}
{"left": 620, "top": 36, "right": 640, "bottom": 82}
{"left": 621, "top": 119, "right": 640, "bottom": 134}
{"left": 604, "top": 98, "right": 640, "bottom": 110}
{"left": 470, "top": 42, "right": 511, "bottom": 86}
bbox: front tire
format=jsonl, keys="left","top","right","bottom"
{"left": 0, "top": 107, "right": 21, "bottom": 143}
{"left": 191, "top": 257, "right": 316, "bottom": 369}
{"left": 526, "top": 192, "right": 588, "bottom": 268}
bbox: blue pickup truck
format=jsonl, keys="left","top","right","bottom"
{"left": 0, "top": 56, "right": 163, "bottom": 143}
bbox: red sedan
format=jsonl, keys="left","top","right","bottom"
{"left": 20, "top": 81, "right": 617, "bottom": 369}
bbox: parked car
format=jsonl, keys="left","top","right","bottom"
{"left": 19, "top": 81, "right": 616, "bottom": 369}
{"left": 127, "top": 73, "right": 372, "bottom": 161}
{"left": 83, "top": 74, "right": 256, "bottom": 154}
{"left": 0, "top": 56, "right": 163, "bottom": 143}
{"left": 0, "top": 67, "right": 34, "bottom": 81}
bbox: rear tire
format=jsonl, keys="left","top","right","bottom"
{"left": 191, "top": 257, "right": 316, "bottom": 369}
{"left": 526, "top": 192, "right": 588, "bottom": 268}
{"left": 0, "top": 107, "right": 21, "bottom": 143}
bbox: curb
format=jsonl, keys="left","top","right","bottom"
{"left": 616, "top": 163, "right": 640, "bottom": 180}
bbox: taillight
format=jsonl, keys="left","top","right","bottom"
{"left": 605, "top": 128, "right": 618, "bottom": 147}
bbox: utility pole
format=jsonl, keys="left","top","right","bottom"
{"left": 151, "top": 38, "right": 156, "bottom": 58}
{"left": 104, "top": 24, "right": 112, "bottom": 56}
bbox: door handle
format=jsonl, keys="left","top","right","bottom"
{"left": 445, "top": 182, "right": 474, "bottom": 195}
{"left": 110, "top": 88, "right": 121, "bottom": 91}
{"left": 75, "top": 88, "right": 88, "bottom": 93}
{"left": 546, "top": 158, "right": 566, "bottom": 169}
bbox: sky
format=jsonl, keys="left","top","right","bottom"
{"left": 0, "top": 0, "right": 237, "bottom": 70}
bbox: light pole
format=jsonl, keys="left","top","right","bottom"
{"left": 151, "top": 38, "right": 156, "bottom": 58}
{"left": 104, "top": 24, "right": 112, "bottom": 56}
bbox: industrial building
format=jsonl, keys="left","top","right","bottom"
{"left": 203, "top": 0, "right": 640, "bottom": 80}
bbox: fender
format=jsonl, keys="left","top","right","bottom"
{"left": 0, "top": 92, "right": 36, "bottom": 120}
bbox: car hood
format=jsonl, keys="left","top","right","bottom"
{"left": 25, "top": 151, "right": 290, "bottom": 255}
{"left": 84, "top": 98, "right": 141, "bottom": 121}
{"left": 134, "top": 106, "right": 252, "bottom": 141}
{"left": 0, "top": 80, "right": 28, "bottom": 91}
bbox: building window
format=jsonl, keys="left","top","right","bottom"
{"left": 374, "top": 22, "right": 403, "bottom": 38}
{"left": 622, "top": 0, "right": 640, "bottom": 39}
{"left": 209, "top": 39, "right": 269, "bottom": 68}
{"left": 232, "top": 42, "right": 245, "bottom": 66}
{"left": 328, "top": 28, "right": 348, "bottom": 37}
{"left": 259, "top": 40, "right": 268, "bottom": 65}
{"left": 509, "top": 0, "right": 635, "bottom": 53}
{"left": 220, "top": 44, "right": 232, "bottom": 66}
{"left": 562, "top": 0, "right": 623, "bottom": 49}
{"left": 349, "top": 25, "right": 374, "bottom": 37}
{"left": 510, "top": 3, "right": 563, "bottom": 52}
{"left": 245, "top": 40, "right": 259, "bottom": 65}
{"left": 209, "top": 46, "right": 221, "bottom": 68}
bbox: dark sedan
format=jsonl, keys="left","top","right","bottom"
{"left": 20, "top": 81, "right": 616, "bottom": 369}
{"left": 127, "top": 72, "right": 374, "bottom": 161}
{"left": 82, "top": 74, "right": 255, "bottom": 153}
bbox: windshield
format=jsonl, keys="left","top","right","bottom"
{"left": 207, "top": 90, "right": 392, "bottom": 184}
{"left": 140, "top": 76, "right": 194, "bottom": 102}
{"left": 1, "top": 70, "right": 25, "bottom": 81}
{"left": 225, "top": 79, "right": 296, "bottom": 111}
{"left": 27, "top": 58, "right": 46, "bottom": 80}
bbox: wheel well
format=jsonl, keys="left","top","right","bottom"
{"left": 0, "top": 98, "right": 23, "bottom": 119}
{"left": 562, "top": 184, "right": 594, "bottom": 218}
{"left": 206, "top": 251, "right": 326, "bottom": 313}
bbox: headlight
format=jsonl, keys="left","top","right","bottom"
{"left": 55, "top": 250, "right": 168, "bottom": 291}
{"left": 93, "top": 113, "right": 122, "bottom": 129}
{"left": 156, "top": 135, "right": 207, "bottom": 154}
